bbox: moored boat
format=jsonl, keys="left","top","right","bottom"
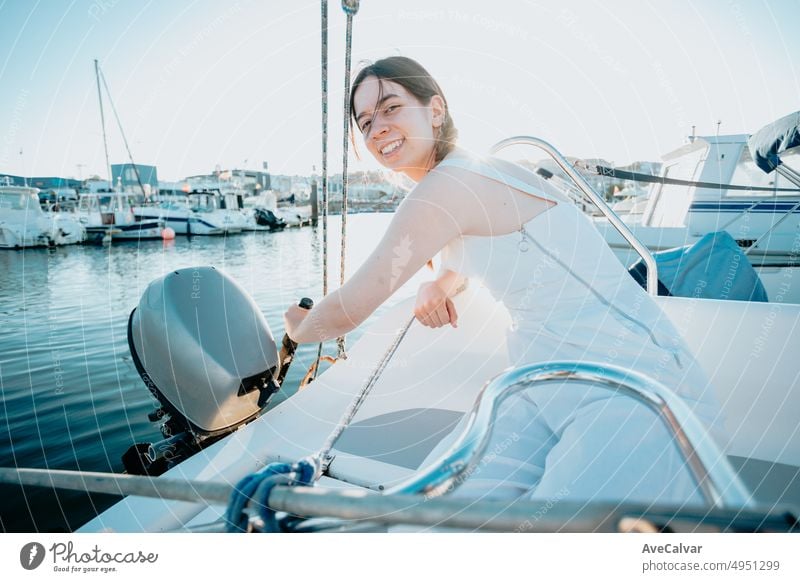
{"left": 0, "top": 186, "right": 86, "bottom": 248}
{"left": 77, "top": 191, "right": 166, "bottom": 243}
{"left": 583, "top": 115, "right": 800, "bottom": 302}
{"left": 133, "top": 196, "right": 227, "bottom": 236}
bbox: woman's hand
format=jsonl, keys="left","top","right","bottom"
{"left": 283, "top": 303, "right": 312, "bottom": 343}
{"left": 414, "top": 281, "right": 458, "bottom": 328}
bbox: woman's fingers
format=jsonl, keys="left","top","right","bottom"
{"left": 414, "top": 294, "right": 459, "bottom": 329}
{"left": 445, "top": 298, "right": 458, "bottom": 328}
{"left": 416, "top": 303, "right": 452, "bottom": 328}
{"left": 283, "top": 303, "right": 311, "bottom": 340}
{"left": 429, "top": 308, "right": 446, "bottom": 328}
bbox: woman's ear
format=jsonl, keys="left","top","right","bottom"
{"left": 430, "top": 95, "right": 446, "bottom": 128}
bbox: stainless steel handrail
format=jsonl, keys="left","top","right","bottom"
{"left": 776, "top": 163, "right": 800, "bottom": 188}
{"left": 387, "top": 361, "right": 753, "bottom": 509}
{"left": 742, "top": 164, "right": 800, "bottom": 257}
{"left": 490, "top": 136, "right": 659, "bottom": 295}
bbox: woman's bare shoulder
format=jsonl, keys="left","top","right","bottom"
{"left": 403, "top": 165, "right": 494, "bottom": 233}
{"left": 410, "top": 160, "right": 508, "bottom": 205}
{"left": 410, "top": 157, "right": 562, "bottom": 236}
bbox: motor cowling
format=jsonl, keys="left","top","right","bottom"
{"left": 254, "top": 208, "right": 287, "bottom": 231}
{"left": 124, "top": 266, "right": 281, "bottom": 474}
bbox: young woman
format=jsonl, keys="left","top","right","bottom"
{"left": 284, "top": 56, "right": 725, "bottom": 506}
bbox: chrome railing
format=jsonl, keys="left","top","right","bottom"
{"left": 491, "top": 136, "right": 659, "bottom": 295}
{"left": 742, "top": 163, "right": 800, "bottom": 256}
{"left": 388, "top": 361, "right": 753, "bottom": 509}
{"left": 776, "top": 163, "right": 800, "bottom": 188}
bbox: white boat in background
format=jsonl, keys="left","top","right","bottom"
{"left": 38, "top": 187, "right": 80, "bottom": 212}
{"left": 180, "top": 177, "right": 257, "bottom": 232}
{"left": 78, "top": 60, "right": 170, "bottom": 244}
{"left": 275, "top": 204, "right": 313, "bottom": 228}
{"left": 242, "top": 190, "right": 312, "bottom": 230}
{"left": 133, "top": 196, "right": 226, "bottom": 236}
{"left": 241, "top": 191, "right": 287, "bottom": 231}
{"left": 609, "top": 185, "right": 649, "bottom": 220}
{"left": 242, "top": 190, "right": 292, "bottom": 232}
{"left": 0, "top": 186, "right": 86, "bottom": 248}
{"left": 186, "top": 192, "right": 243, "bottom": 234}
{"left": 77, "top": 191, "right": 166, "bottom": 243}
{"left": 580, "top": 115, "right": 800, "bottom": 303}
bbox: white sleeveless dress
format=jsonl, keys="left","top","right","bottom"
{"left": 431, "top": 155, "right": 726, "bottom": 507}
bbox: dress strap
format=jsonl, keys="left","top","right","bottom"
{"left": 435, "top": 156, "right": 567, "bottom": 204}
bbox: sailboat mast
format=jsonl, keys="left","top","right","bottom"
{"left": 94, "top": 59, "right": 113, "bottom": 188}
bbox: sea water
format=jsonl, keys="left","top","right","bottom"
{"left": 0, "top": 213, "right": 429, "bottom": 531}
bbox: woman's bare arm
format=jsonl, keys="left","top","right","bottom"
{"left": 433, "top": 268, "right": 467, "bottom": 297}
{"left": 288, "top": 171, "right": 475, "bottom": 343}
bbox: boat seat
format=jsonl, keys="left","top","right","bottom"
{"left": 658, "top": 296, "right": 800, "bottom": 510}
{"left": 629, "top": 231, "right": 768, "bottom": 301}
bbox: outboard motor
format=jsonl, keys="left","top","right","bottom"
{"left": 254, "top": 207, "right": 287, "bottom": 231}
{"left": 122, "top": 266, "right": 304, "bottom": 475}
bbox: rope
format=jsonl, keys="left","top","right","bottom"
{"left": 592, "top": 165, "right": 800, "bottom": 193}
{"left": 224, "top": 1, "right": 370, "bottom": 531}
{"left": 300, "top": 355, "right": 337, "bottom": 389}
{"left": 98, "top": 65, "right": 148, "bottom": 199}
{"left": 308, "top": 280, "right": 467, "bottom": 475}
{"left": 743, "top": 198, "right": 800, "bottom": 256}
{"left": 310, "top": 0, "right": 330, "bottom": 383}
{"left": 225, "top": 459, "right": 315, "bottom": 533}
{"left": 335, "top": 0, "right": 360, "bottom": 361}
{"left": 313, "top": 313, "right": 416, "bottom": 473}
{"left": 94, "top": 60, "right": 113, "bottom": 189}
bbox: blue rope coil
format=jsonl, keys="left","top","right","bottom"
{"left": 225, "top": 459, "right": 316, "bottom": 533}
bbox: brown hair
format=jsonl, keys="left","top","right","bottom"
{"left": 349, "top": 56, "right": 458, "bottom": 165}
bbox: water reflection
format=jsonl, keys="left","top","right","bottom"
{"left": 0, "top": 213, "right": 426, "bottom": 531}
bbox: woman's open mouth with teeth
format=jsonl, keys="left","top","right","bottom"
{"left": 380, "top": 139, "right": 404, "bottom": 157}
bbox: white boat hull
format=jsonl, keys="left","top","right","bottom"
{"left": 134, "top": 207, "right": 225, "bottom": 236}
{"left": 79, "top": 284, "right": 800, "bottom": 532}
{"left": 0, "top": 218, "right": 85, "bottom": 248}
{"left": 275, "top": 205, "right": 312, "bottom": 227}
{"left": 0, "top": 187, "right": 86, "bottom": 248}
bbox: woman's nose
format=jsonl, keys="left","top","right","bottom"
{"left": 371, "top": 118, "right": 389, "bottom": 137}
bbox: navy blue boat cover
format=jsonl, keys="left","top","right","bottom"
{"left": 628, "top": 231, "right": 768, "bottom": 302}
{"left": 748, "top": 110, "right": 800, "bottom": 173}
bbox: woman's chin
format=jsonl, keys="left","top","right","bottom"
{"left": 377, "top": 158, "right": 406, "bottom": 173}
{"left": 372, "top": 157, "right": 421, "bottom": 181}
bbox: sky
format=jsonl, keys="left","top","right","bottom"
{"left": 0, "top": 0, "right": 798, "bottom": 181}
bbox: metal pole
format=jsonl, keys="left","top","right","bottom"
{"left": 0, "top": 467, "right": 229, "bottom": 504}
{"left": 0, "top": 466, "right": 777, "bottom": 532}
{"left": 388, "top": 361, "right": 753, "bottom": 509}
{"left": 98, "top": 66, "right": 148, "bottom": 198}
{"left": 776, "top": 163, "right": 800, "bottom": 188}
{"left": 491, "top": 136, "right": 660, "bottom": 295}
{"left": 0, "top": 467, "right": 611, "bottom": 532}
{"left": 94, "top": 59, "right": 113, "bottom": 188}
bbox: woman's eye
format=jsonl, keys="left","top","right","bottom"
{"left": 385, "top": 105, "right": 398, "bottom": 114}
{"left": 360, "top": 120, "right": 371, "bottom": 132}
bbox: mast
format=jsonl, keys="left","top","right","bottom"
{"left": 97, "top": 61, "right": 148, "bottom": 198}
{"left": 94, "top": 59, "right": 113, "bottom": 189}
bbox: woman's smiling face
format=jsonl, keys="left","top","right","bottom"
{"left": 353, "top": 76, "right": 445, "bottom": 182}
